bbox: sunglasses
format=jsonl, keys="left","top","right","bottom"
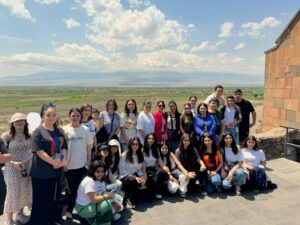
{"left": 158, "top": 105, "right": 165, "bottom": 108}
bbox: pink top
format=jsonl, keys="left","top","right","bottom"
{"left": 153, "top": 111, "right": 168, "bottom": 143}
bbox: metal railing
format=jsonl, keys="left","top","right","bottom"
{"left": 280, "top": 125, "right": 300, "bottom": 158}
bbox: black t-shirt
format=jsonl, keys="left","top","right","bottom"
{"left": 235, "top": 99, "right": 255, "bottom": 131}
{"left": 30, "top": 126, "right": 67, "bottom": 179}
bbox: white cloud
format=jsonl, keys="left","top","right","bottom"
{"left": 35, "top": 0, "right": 61, "bottom": 4}
{"left": 128, "top": 0, "right": 150, "bottom": 8}
{"left": 0, "top": 0, "right": 34, "bottom": 21}
{"left": 63, "top": 18, "right": 80, "bottom": 29}
{"left": 190, "top": 40, "right": 224, "bottom": 53}
{"left": 234, "top": 43, "right": 245, "bottom": 50}
{"left": 239, "top": 17, "right": 281, "bottom": 38}
{"left": 0, "top": 43, "right": 109, "bottom": 75}
{"left": 81, "top": 0, "right": 194, "bottom": 51}
{"left": 219, "top": 22, "right": 234, "bottom": 38}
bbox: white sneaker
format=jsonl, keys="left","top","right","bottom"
{"left": 155, "top": 194, "right": 163, "bottom": 199}
{"left": 236, "top": 186, "right": 241, "bottom": 195}
{"left": 65, "top": 212, "right": 73, "bottom": 221}
{"left": 15, "top": 213, "right": 30, "bottom": 224}
{"left": 114, "top": 213, "right": 121, "bottom": 221}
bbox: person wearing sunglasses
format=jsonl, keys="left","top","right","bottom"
{"left": 153, "top": 100, "right": 168, "bottom": 145}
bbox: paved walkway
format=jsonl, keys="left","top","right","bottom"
{"left": 1, "top": 158, "right": 300, "bottom": 225}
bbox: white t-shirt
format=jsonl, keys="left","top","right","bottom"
{"left": 224, "top": 147, "right": 243, "bottom": 163}
{"left": 76, "top": 176, "right": 106, "bottom": 206}
{"left": 63, "top": 124, "right": 91, "bottom": 170}
{"left": 120, "top": 112, "right": 137, "bottom": 143}
{"left": 137, "top": 111, "right": 155, "bottom": 144}
{"left": 167, "top": 115, "right": 176, "bottom": 130}
{"left": 191, "top": 107, "right": 197, "bottom": 117}
{"left": 119, "top": 152, "right": 143, "bottom": 178}
{"left": 224, "top": 107, "right": 236, "bottom": 123}
{"left": 144, "top": 149, "right": 157, "bottom": 168}
{"left": 81, "top": 120, "right": 96, "bottom": 146}
{"left": 241, "top": 148, "right": 266, "bottom": 167}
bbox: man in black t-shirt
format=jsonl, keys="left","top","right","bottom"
{"left": 0, "top": 139, "right": 10, "bottom": 215}
{"left": 234, "top": 89, "right": 256, "bottom": 144}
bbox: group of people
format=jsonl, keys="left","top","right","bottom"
{"left": 0, "top": 86, "right": 274, "bottom": 225}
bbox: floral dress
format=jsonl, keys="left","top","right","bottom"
{"left": 4, "top": 136, "right": 32, "bottom": 213}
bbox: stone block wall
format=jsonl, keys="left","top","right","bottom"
{"left": 263, "top": 22, "right": 300, "bottom": 131}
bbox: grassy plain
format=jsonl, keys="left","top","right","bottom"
{"left": 0, "top": 86, "right": 264, "bottom": 133}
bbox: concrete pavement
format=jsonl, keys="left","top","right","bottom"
{"left": 1, "top": 158, "right": 300, "bottom": 225}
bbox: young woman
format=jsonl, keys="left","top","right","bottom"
{"left": 153, "top": 100, "right": 168, "bottom": 145}
{"left": 241, "top": 135, "right": 267, "bottom": 192}
{"left": 93, "top": 144, "right": 122, "bottom": 194}
{"left": 63, "top": 108, "right": 92, "bottom": 221}
{"left": 99, "top": 99, "right": 121, "bottom": 142}
{"left": 143, "top": 133, "right": 160, "bottom": 198}
{"left": 75, "top": 160, "right": 122, "bottom": 225}
{"left": 81, "top": 104, "right": 97, "bottom": 151}
{"left": 189, "top": 96, "right": 198, "bottom": 117}
{"left": 120, "top": 99, "right": 138, "bottom": 152}
{"left": 0, "top": 139, "right": 10, "bottom": 216}
{"left": 119, "top": 137, "right": 147, "bottom": 208}
{"left": 219, "top": 133, "right": 245, "bottom": 194}
{"left": 29, "top": 103, "right": 68, "bottom": 225}
{"left": 137, "top": 100, "right": 155, "bottom": 145}
{"left": 193, "top": 103, "right": 217, "bottom": 148}
{"left": 157, "top": 143, "right": 189, "bottom": 197}
{"left": 198, "top": 135, "right": 223, "bottom": 194}
{"left": 3, "top": 113, "right": 32, "bottom": 225}
{"left": 91, "top": 108, "right": 103, "bottom": 132}
{"left": 108, "top": 139, "right": 121, "bottom": 180}
{"left": 175, "top": 134, "right": 206, "bottom": 197}
{"left": 166, "top": 100, "right": 181, "bottom": 153}
{"left": 180, "top": 103, "right": 194, "bottom": 141}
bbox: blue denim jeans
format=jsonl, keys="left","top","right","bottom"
{"left": 167, "top": 129, "right": 180, "bottom": 153}
{"left": 225, "top": 127, "right": 239, "bottom": 144}
{"left": 204, "top": 173, "right": 221, "bottom": 194}
{"left": 106, "top": 181, "right": 122, "bottom": 194}
{"left": 222, "top": 168, "right": 245, "bottom": 189}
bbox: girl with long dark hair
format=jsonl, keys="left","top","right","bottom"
{"left": 143, "top": 133, "right": 160, "bottom": 198}
{"left": 166, "top": 100, "right": 182, "bottom": 153}
{"left": 119, "top": 137, "right": 146, "bottom": 208}
{"left": 175, "top": 134, "right": 206, "bottom": 197}
{"left": 219, "top": 133, "right": 245, "bottom": 194}
{"left": 199, "top": 135, "right": 223, "bottom": 194}
{"left": 120, "top": 99, "right": 138, "bottom": 152}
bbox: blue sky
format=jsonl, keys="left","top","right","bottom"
{"left": 0, "top": 0, "right": 299, "bottom": 77}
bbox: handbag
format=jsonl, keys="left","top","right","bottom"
{"left": 54, "top": 177, "right": 72, "bottom": 207}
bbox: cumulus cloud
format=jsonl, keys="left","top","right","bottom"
{"left": 80, "top": 0, "right": 195, "bottom": 51}
{"left": 239, "top": 17, "right": 281, "bottom": 38}
{"left": 219, "top": 22, "right": 234, "bottom": 38}
{"left": 127, "top": 0, "right": 150, "bottom": 8}
{"left": 0, "top": 0, "right": 34, "bottom": 21}
{"left": 0, "top": 43, "right": 109, "bottom": 75}
{"left": 234, "top": 43, "right": 245, "bottom": 50}
{"left": 63, "top": 18, "right": 81, "bottom": 29}
{"left": 190, "top": 40, "right": 224, "bottom": 53}
{"left": 35, "top": 0, "right": 61, "bottom": 4}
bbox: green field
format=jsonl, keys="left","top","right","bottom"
{"left": 0, "top": 86, "right": 264, "bottom": 133}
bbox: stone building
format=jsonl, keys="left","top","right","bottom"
{"left": 263, "top": 9, "right": 300, "bottom": 131}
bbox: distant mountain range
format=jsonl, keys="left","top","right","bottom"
{"left": 0, "top": 71, "right": 264, "bottom": 86}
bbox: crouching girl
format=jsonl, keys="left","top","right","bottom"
{"left": 241, "top": 135, "right": 268, "bottom": 192}
{"left": 75, "top": 161, "right": 122, "bottom": 225}
{"left": 219, "top": 133, "right": 245, "bottom": 194}
{"left": 157, "top": 143, "right": 189, "bottom": 197}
